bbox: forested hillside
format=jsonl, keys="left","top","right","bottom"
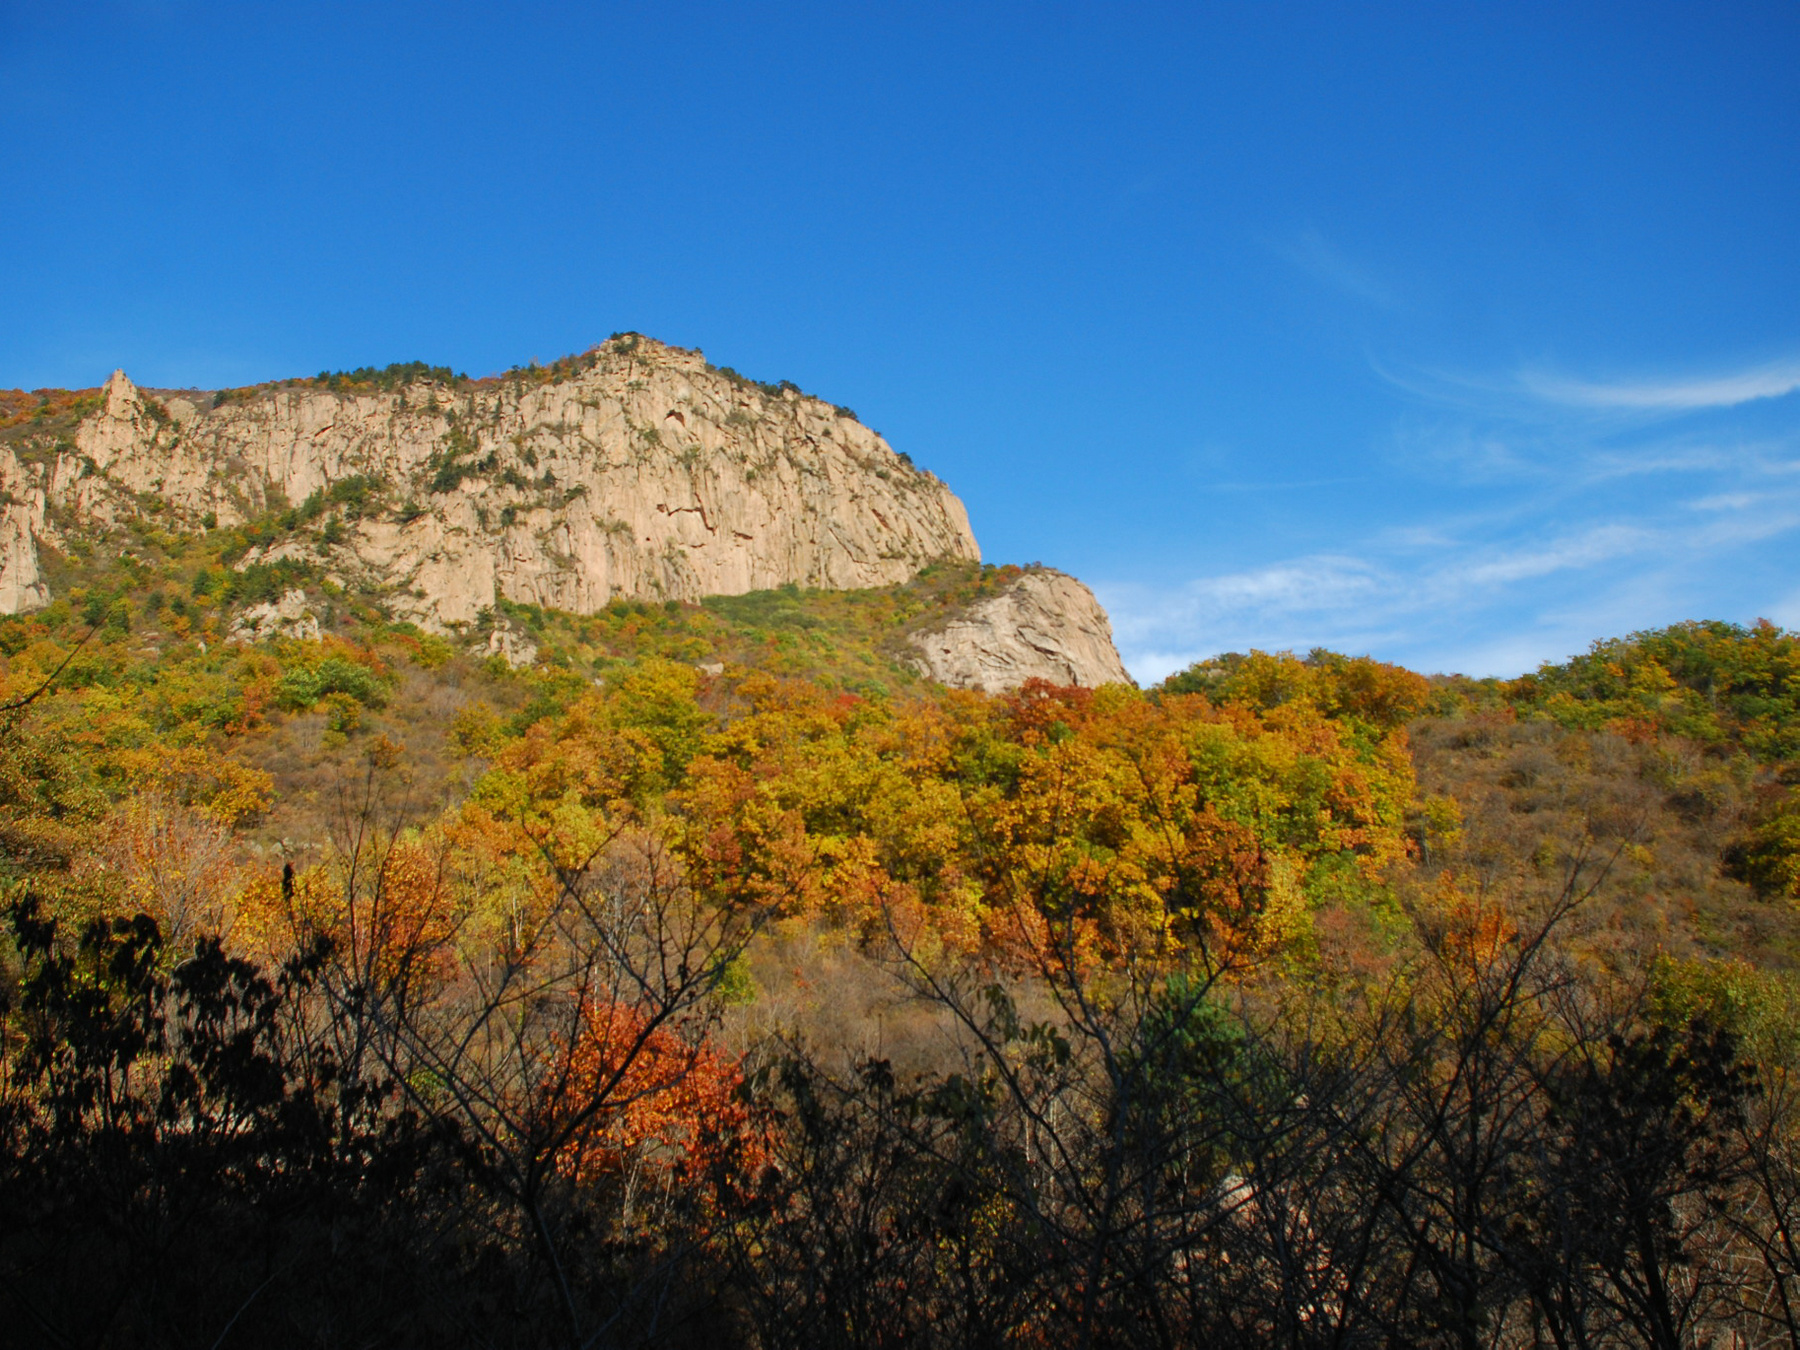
{"left": 4, "top": 509, "right": 1800, "bottom": 1346}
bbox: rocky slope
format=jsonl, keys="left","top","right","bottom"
{"left": 906, "top": 568, "right": 1134, "bottom": 691}
{"left": 0, "top": 337, "right": 1139, "bottom": 690}
{"left": 0, "top": 336, "right": 977, "bottom": 630}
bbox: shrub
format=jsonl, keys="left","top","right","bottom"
{"left": 314, "top": 361, "right": 466, "bottom": 391}
{"left": 1728, "top": 793, "right": 1800, "bottom": 900}
{"left": 327, "top": 474, "right": 386, "bottom": 518}
{"left": 228, "top": 560, "right": 314, "bottom": 606}
{"left": 277, "top": 655, "right": 388, "bottom": 711}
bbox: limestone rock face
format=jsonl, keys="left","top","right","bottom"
{"left": 3, "top": 337, "right": 980, "bottom": 627}
{"left": 484, "top": 621, "right": 539, "bottom": 670}
{"left": 228, "top": 588, "right": 322, "bottom": 643}
{"left": 906, "top": 568, "right": 1133, "bottom": 692}
{"left": 0, "top": 445, "right": 50, "bottom": 614}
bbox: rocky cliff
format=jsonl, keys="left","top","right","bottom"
{"left": 906, "top": 568, "right": 1134, "bottom": 692}
{"left": 0, "top": 336, "right": 1139, "bottom": 692}
{"left": 0, "top": 441, "right": 50, "bottom": 613}
{"left": 0, "top": 336, "right": 978, "bottom": 629}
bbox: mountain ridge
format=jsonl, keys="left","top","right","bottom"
{"left": 0, "top": 335, "right": 982, "bottom": 633}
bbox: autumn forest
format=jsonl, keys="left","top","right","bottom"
{"left": 5, "top": 441, "right": 1800, "bottom": 1347}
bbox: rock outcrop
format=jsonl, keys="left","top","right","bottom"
{"left": 0, "top": 336, "right": 979, "bottom": 629}
{"left": 906, "top": 568, "right": 1134, "bottom": 692}
{"left": 228, "top": 589, "right": 321, "bottom": 644}
{"left": 0, "top": 445, "right": 50, "bottom": 614}
{"left": 483, "top": 620, "right": 540, "bottom": 670}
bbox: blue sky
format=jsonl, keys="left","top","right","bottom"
{"left": 3, "top": 2, "right": 1797, "bottom": 679}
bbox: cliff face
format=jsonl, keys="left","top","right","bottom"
{"left": 0, "top": 336, "right": 978, "bottom": 629}
{"left": 0, "top": 444, "right": 49, "bottom": 613}
{"left": 0, "top": 337, "right": 1139, "bottom": 694}
{"left": 906, "top": 568, "right": 1134, "bottom": 692}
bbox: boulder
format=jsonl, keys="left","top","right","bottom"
{"left": 228, "top": 589, "right": 321, "bottom": 643}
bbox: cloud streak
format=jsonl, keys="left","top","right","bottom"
{"left": 1519, "top": 358, "right": 1800, "bottom": 411}
{"left": 1280, "top": 229, "right": 1399, "bottom": 308}
{"left": 1374, "top": 356, "right": 1800, "bottom": 430}
{"left": 1100, "top": 487, "right": 1800, "bottom": 682}
{"left": 1452, "top": 524, "right": 1651, "bottom": 586}
{"left": 1112, "top": 344, "right": 1800, "bottom": 684}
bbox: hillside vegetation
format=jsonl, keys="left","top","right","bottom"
{"left": 5, "top": 510, "right": 1800, "bottom": 1345}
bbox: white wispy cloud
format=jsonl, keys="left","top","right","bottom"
{"left": 1373, "top": 356, "right": 1800, "bottom": 431}
{"left": 1388, "top": 417, "right": 1552, "bottom": 482}
{"left": 1177, "top": 556, "right": 1383, "bottom": 612}
{"left": 1689, "top": 491, "right": 1760, "bottom": 512}
{"left": 1584, "top": 445, "right": 1737, "bottom": 480}
{"left": 1111, "top": 344, "right": 1800, "bottom": 683}
{"left": 1520, "top": 358, "right": 1800, "bottom": 411}
{"left": 1279, "top": 228, "right": 1399, "bottom": 308}
{"left": 1103, "top": 556, "right": 1385, "bottom": 646}
{"left": 1100, "top": 494, "right": 1800, "bottom": 682}
{"left": 1451, "top": 524, "right": 1652, "bottom": 587}
{"left": 1372, "top": 354, "right": 1800, "bottom": 514}
{"left": 1691, "top": 504, "right": 1800, "bottom": 547}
